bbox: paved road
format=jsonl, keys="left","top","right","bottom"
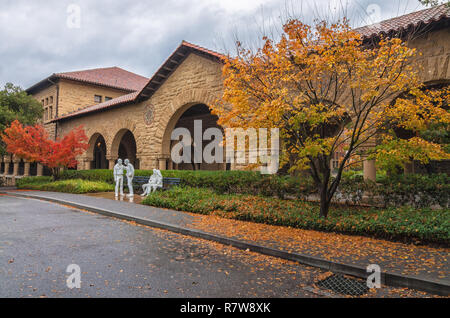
{"left": 0, "top": 195, "right": 438, "bottom": 298}
{"left": 0, "top": 195, "right": 327, "bottom": 298}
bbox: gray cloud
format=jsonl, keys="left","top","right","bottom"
{"left": 0, "top": 0, "right": 425, "bottom": 89}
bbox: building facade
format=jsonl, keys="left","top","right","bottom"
{"left": 1, "top": 5, "right": 449, "bottom": 182}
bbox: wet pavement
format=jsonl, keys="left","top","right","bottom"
{"left": 0, "top": 195, "right": 326, "bottom": 298}
{"left": 85, "top": 192, "right": 146, "bottom": 205}
{"left": 0, "top": 193, "right": 445, "bottom": 298}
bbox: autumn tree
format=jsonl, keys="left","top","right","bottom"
{"left": 1, "top": 120, "right": 88, "bottom": 179}
{"left": 211, "top": 20, "right": 450, "bottom": 218}
{"left": 0, "top": 83, "right": 43, "bottom": 154}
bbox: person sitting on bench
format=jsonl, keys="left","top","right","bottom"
{"left": 141, "top": 169, "right": 163, "bottom": 197}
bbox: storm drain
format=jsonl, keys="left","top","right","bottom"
{"left": 316, "top": 274, "right": 369, "bottom": 296}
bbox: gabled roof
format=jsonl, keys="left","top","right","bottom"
{"left": 355, "top": 3, "right": 450, "bottom": 40}
{"left": 53, "top": 41, "right": 226, "bottom": 122}
{"left": 135, "top": 41, "right": 226, "bottom": 103}
{"left": 26, "top": 66, "right": 148, "bottom": 94}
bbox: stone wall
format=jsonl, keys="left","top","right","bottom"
{"left": 408, "top": 27, "right": 450, "bottom": 84}
{"left": 56, "top": 53, "right": 224, "bottom": 170}
{"left": 57, "top": 79, "right": 129, "bottom": 117}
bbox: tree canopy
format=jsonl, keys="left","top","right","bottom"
{"left": 211, "top": 19, "right": 449, "bottom": 217}
{"left": 0, "top": 83, "right": 43, "bottom": 154}
{"left": 1, "top": 120, "right": 88, "bottom": 179}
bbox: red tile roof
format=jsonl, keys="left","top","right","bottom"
{"left": 53, "top": 41, "right": 226, "bottom": 122}
{"left": 55, "top": 66, "right": 148, "bottom": 92}
{"left": 55, "top": 91, "right": 139, "bottom": 121}
{"left": 181, "top": 40, "right": 227, "bottom": 60}
{"left": 355, "top": 3, "right": 450, "bottom": 39}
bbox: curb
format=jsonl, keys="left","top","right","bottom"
{"left": 2, "top": 191, "right": 449, "bottom": 296}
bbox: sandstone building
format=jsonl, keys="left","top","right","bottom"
{"left": 1, "top": 5, "right": 449, "bottom": 180}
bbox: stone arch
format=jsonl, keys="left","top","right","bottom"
{"left": 86, "top": 133, "right": 109, "bottom": 170}
{"left": 158, "top": 93, "right": 225, "bottom": 171}
{"left": 111, "top": 129, "right": 139, "bottom": 169}
{"left": 158, "top": 88, "right": 219, "bottom": 157}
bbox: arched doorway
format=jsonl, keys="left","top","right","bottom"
{"left": 164, "top": 103, "right": 225, "bottom": 171}
{"left": 88, "top": 133, "right": 108, "bottom": 170}
{"left": 111, "top": 129, "right": 138, "bottom": 169}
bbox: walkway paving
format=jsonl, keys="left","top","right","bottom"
{"left": 1, "top": 189, "right": 449, "bottom": 295}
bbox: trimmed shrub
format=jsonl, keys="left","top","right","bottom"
{"left": 57, "top": 169, "right": 449, "bottom": 208}
{"left": 143, "top": 186, "right": 450, "bottom": 244}
{"left": 17, "top": 178, "right": 114, "bottom": 194}
{"left": 337, "top": 173, "right": 450, "bottom": 208}
{"left": 59, "top": 169, "right": 316, "bottom": 199}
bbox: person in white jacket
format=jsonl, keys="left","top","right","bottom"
{"left": 124, "top": 159, "right": 135, "bottom": 197}
{"left": 113, "top": 159, "right": 124, "bottom": 197}
{"left": 141, "top": 169, "right": 163, "bottom": 196}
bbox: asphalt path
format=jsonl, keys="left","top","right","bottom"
{"left": 0, "top": 195, "right": 325, "bottom": 298}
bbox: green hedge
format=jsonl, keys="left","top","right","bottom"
{"left": 143, "top": 186, "right": 450, "bottom": 245}
{"left": 337, "top": 173, "right": 450, "bottom": 208}
{"left": 16, "top": 177, "right": 114, "bottom": 194}
{"left": 60, "top": 169, "right": 316, "bottom": 199}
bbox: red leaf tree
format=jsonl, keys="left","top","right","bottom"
{"left": 1, "top": 120, "right": 88, "bottom": 179}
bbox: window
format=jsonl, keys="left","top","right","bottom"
{"left": 44, "top": 108, "right": 48, "bottom": 121}
{"left": 50, "top": 96, "right": 53, "bottom": 104}
{"left": 94, "top": 95, "right": 102, "bottom": 103}
{"left": 45, "top": 98, "right": 49, "bottom": 105}
{"left": 49, "top": 106, "right": 53, "bottom": 119}
{"left": 105, "top": 96, "right": 113, "bottom": 102}
{"left": 41, "top": 100, "right": 45, "bottom": 106}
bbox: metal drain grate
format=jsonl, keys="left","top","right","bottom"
{"left": 316, "top": 274, "right": 369, "bottom": 296}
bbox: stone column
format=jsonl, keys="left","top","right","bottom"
{"left": 363, "top": 159, "right": 376, "bottom": 182}
{"left": 158, "top": 156, "right": 170, "bottom": 171}
{"left": 158, "top": 158, "right": 167, "bottom": 171}
{"left": 107, "top": 157, "right": 116, "bottom": 169}
{"left": 24, "top": 161, "right": 31, "bottom": 176}
{"left": 84, "top": 160, "right": 92, "bottom": 171}
{"left": 12, "top": 158, "right": 20, "bottom": 176}
{"left": 37, "top": 164, "right": 44, "bottom": 176}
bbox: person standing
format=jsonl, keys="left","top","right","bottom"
{"left": 114, "top": 159, "right": 124, "bottom": 197}
{"left": 124, "top": 159, "right": 135, "bottom": 197}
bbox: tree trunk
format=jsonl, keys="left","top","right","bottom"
{"left": 52, "top": 167, "right": 61, "bottom": 181}
{"left": 319, "top": 185, "right": 331, "bottom": 218}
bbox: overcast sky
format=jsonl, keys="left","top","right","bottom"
{"left": 0, "top": 0, "right": 427, "bottom": 89}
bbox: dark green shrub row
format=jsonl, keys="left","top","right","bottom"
{"left": 60, "top": 169, "right": 316, "bottom": 199}
{"left": 143, "top": 186, "right": 450, "bottom": 245}
{"left": 337, "top": 173, "right": 450, "bottom": 208}
{"left": 58, "top": 169, "right": 449, "bottom": 208}
{"left": 16, "top": 177, "right": 114, "bottom": 194}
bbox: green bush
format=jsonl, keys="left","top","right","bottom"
{"left": 60, "top": 169, "right": 449, "bottom": 208}
{"left": 376, "top": 173, "right": 450, "bottom": 208}
{"left": 60, "top": 169, "right": 316, "bottom": 199}
{"left": 17, "top": 178, "right": 114, "bottom": 194}
{"left": 337, "top": 173, "right": 449, "bottom": 208}
{"left": 143, "top": 186, "right": 450, "bottom": 244}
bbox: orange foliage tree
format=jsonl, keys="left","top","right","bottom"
{"left": 1, "top": 120, "right": 88, "bottom": 179}
{"left": 211, "top": 20, "right": 450, "bottom": 218}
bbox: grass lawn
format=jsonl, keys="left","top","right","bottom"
{"left": 17, "top": 177, "right": 114, "bottom": 194}
{"left": 142, "top": 186, "right": 450, "bottom": 245}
